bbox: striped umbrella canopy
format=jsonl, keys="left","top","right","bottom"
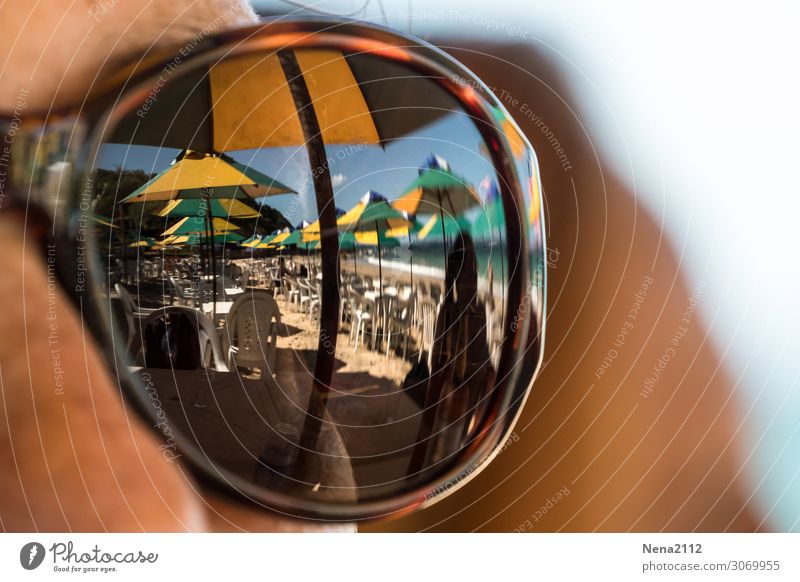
{"left": 338, "top": 231, "right": 359, "bottom": 251}
{"left": 129, "top": 237, "right": 159, "bottom": 248}
{"left": 161, "top": 216, "right": 239, "bottom": 237}
{"left": 108, "top": 50, "right": 454, "bottom": 152}
{"left": 416, "top": 213, "right": 468, "bottom": 241}
{"left": 277, "top": 229, "right": 303, "bottom": 248}
{"left": 256, "top": 228, "right": 291, "bottom": 249}
{"left": 354, "top": 230, "right": 401, "bottom": 247}
{"left": 394, "top": 162, "right": 480, "bottom": 281}
{"left": 162, "top": 232, "right": 245, "bottom": 246}
{"left": 157, "top": 198, "right": 261, "bottom": 219}
{"left": 240, "top": 234, "right": 263, "bottom": 248}
{"left": 392, "top": 166, "right": 481, "bottom": 217}
{"left": 298, "top": 239, "right": 320, "bottom": 251}
{"left": 302, "top": 207, "right": 346, "bottom": 243}
{"left": 87, "top": 213, "right": 118, "bottom": 228}
{"left": 340, "top": 200, "right": 411, "bottom": 237}
{"left": 121, "top": 150, "right": 293, "bottom": 204}
{"left": 336, "top": 191, "right": 388, "bottom": 227}
{"left": 339, "top": 199, "right": 411, "bottom": 308}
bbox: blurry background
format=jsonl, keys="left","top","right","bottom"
{"left": 254, "top": 0, "right": 800, "bottom": 531}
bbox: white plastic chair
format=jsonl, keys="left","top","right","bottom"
{"left": 223, "top": 292, "right": 282, "bottom": 377}
{"left": 137, "top": 306, "right": 228, "bottom": 372}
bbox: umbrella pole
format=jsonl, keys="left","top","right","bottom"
{"left": 439, "top": 200, "right": 448, "bottom": 282}
{"left": 376, "top": 220, "right": 384, "bottom": 352}
{"left": 407, "top": 229, "right": 414, "bottom": 289}
{"left": 279, "top": 50, "right": 340, "bottom": 478}
{"left": 205, "top": 194, "right": 217, "bottom": 321}
{"left": 120, "top": 204, "right": 129, "bottom": 284}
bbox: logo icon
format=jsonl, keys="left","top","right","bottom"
{"left": 20, "top": 542, "right": 46, "bottom": 570}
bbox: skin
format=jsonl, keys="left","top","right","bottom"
{"left": 0, "top": 0, "right": 352, "bottom": 532}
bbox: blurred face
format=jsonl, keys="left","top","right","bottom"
{"left": 0, "top": 0, "right": 352, "bottom": 532}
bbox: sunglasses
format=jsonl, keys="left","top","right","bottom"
{"left": 0, "top": 17, "right": 546, "bottom": 521}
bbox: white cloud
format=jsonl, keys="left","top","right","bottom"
{"left": 331, "top": 173, "right": 347, "bottom": 187}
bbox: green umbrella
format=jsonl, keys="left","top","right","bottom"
{"left": 157, "top": 197, "right": 261, "bottom": 219}
{"left": 121, "top": 150, "right": 293, "bottom": 204}
{"left": 337, "top": 231, "right": 358, "bottom": 250}
{"left": 129, "top": 237, "right": 158, "bottom": 248}
{"left": 297, "top": 239, "right": 320, "bottom": 250}
{"left": 393, "top": 167, "right": 481, "bottom": 216}
{"left": 122, "top": 150, "right": 295, "bottom": 319}
{"left": 415, "top": 212, "right": 467, "bottom": 242}
{"left": 341, "top": 201, "right": 411, "bottom": 332}
{"left": 277, "top": 229, "right": 303, "bottom": 248}
{"left": 337, "top": 231, "right": 360, "bottom": 277}
{"left": 350, "top": 201, "right": 409, "bottom": 231}
{"left": 182, "top": 232, "right": 245, "bottom": 245}
{"left": 161, "top": 216, "right": 239, "bottom": 237}
{"left": 394, "top": 164, "right": 481, "bottom": 282}
{"left": 240, "top": 234, "right": 263, "bottom": 248}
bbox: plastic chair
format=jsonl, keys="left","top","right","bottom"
{"left": 415, "top": 297, "right": 438, "bottom": 363}
{"left": 136, "top": 306, "right": 228, "bottom": 372}
{"left": 349, "top": 288, "right": 376, "bottom": 353}
{"left": 222, "top": 291, "right": 282, "bottom": 377}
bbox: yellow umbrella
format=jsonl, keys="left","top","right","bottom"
{"left": 337, "top": 192, "right": 408, "bottom": 229}
{"left": 256, "top": 230, "right": 290, "bottom": 249}
{"left": 87, "top": 214, "right": 118, "bottom": 229}
{"left": 392, "top": 167, "right": 481, "bottom": 216}
{"left": 156, "top": 198, "right": 261, "bottom": 219}
{"left": 161, "top": 235, "right": 190, "bottom": 246}
{"left": 211, "top": 50, "right": 380, "bottom": 151}
{"left": 121, "top": 150, "right": 293, "bottom": 204}
{"left": 109, "top": 49, "right": 452, "bottom": 152}
{"left": 240, "top": 235, "right": 263, "bottom": 248}
{"left": 303, "top": 220, "right": 321, "bottom": 242}
{"left": 161, "top": 216, "right": 239, "bottom": 237}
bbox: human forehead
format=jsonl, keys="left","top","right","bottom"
{"left": 0, "top": 0, "right": 258, "bottom": 112}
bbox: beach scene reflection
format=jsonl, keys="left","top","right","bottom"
{"left": 87, "top": 48, "right": 541, "bottom": 505}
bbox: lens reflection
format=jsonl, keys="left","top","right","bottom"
{"left": 86, "top": 41, "right": 543, "bottom": 512}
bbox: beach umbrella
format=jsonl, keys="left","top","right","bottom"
{"left": 258, "top": 229, "right": 291, "bottom": 248}
{"left": 163, "top": 232, "right": 244, "bottom": 246}
{"left": 302, "top": 207, "right": 346, "bottom": 245}
{"left": 121, "top": 150, "right": 293, "bottom": 204}
{"left": 277, "top": 229, "right": 303, "bottom": 249}
{"left": 160, "top": 216, "right": 239, "bottom": 237}
{"left": 157, "top": 197, "right": 261, "bottom": 219}
{"left": 122, "top": 150, "right": 294, "bottom": 317}
{"left": 393, "top": 166, "right": 481, "bottom": 218}
{"left": 129, "top": 237, "right": 157, "bottom": 248}
{"left": 394, "top": 163, "right": 480, "bottom": 281}
{"left": 336, "top": 191, "right": 388, "bottom": 225}
{"left": 416, "top": 213, "right": 467, "bottom": 241}
{"left": 298, "top": 240, "right": 320, "bottom": 251}
{"left": 108, "top": 51, "right": 454, "bottom": 152}
{"left": 87, "top": 213, "right": 118, "bottom": 229}
{"left": 160, "top": 215, "right": 240, "bottom": 316}
{"left": 103, "top": 45, "right": 460, "bottom": 481}
{"left": 337, "top": 231, "right": 360, "bottom": 278}
{"left": 240, "top": 234, "right": 263, "bottom": 248}
{"left": 340, "top": 200, "right": 411, "bottom": 337}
